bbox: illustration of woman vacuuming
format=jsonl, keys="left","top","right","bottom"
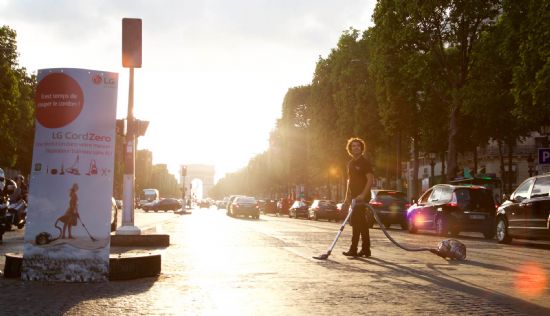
{"left": 59, "top": 183, "right": 79, "bottom": 239}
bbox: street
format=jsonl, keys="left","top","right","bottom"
{"left": 1, "top": 207, "right": 549, "bottom": 315}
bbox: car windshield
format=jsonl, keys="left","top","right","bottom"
{"left": 376, "top": 191, "right": 407, "bottom": 202}
{"left": 454, "top": 188, "right": 494, "bottom": 211}
{"left": 237, "top": 197, "right": 256, "bottom": 203}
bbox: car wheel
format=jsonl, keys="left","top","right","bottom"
{"left": 450, "top": 228, "right": 460, "bottom": 236}
{"left": 435, "top": 216, "right": 448, "bottom": 236}
{"left": 496, "top": 217, "right": 512, "bottom": 244}
{"left": 407, "top": 216, "right": 417, "bottom": 233}
{"left": 382, "top": 221, "right": 391, "bottom": 229}
{"left": 400, "top": 221, "right": 408, "bottom": 230}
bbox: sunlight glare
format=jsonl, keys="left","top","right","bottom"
{"left": 514, "top": 261, "right": 548, "bottom": 298}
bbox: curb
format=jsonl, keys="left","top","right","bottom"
{"left": 3, "top": 252, "right": 161, "bottom": 280}
{"left": 111, "top": 234, "right": 170, "bottom": 247}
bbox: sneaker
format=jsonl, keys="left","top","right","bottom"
{"left": 357, "top": 249, "right": 371, "bottom": 257}
{"left": 342, "top": 250, "right": 358, "bottom": 257}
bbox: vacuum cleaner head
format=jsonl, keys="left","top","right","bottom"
{"left": 431, "top": 239, "right": 466, "bottom": 260}
{"left": 35, "top": 232, "right": 53, "bottom": 245}
{"left": 313, "top": 253, "right": 330, "bottom": 260}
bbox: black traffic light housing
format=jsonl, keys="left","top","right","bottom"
{"left": 122, "top": 18, "right": 142, "bottom": 68}
{"left": 127, "top": 119, "right": 149, "bottom": 137}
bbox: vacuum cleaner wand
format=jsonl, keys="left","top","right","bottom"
{"left": 313, "top": 200, "right": 356, "bottom": 260}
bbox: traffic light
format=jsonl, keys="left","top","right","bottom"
{"left": 128, "top": 119, "right": 149, "bottom": 137}
{"left": 116, "top": 119, "right": 127, "bottom": 136}
{"left": 122, "top": 18, "right": 142, "bottom": 68}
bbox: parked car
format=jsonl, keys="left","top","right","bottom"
{"left": 495, "top": 173, "right": 550, "bottom": 243}
{"left": 229, "top": 196, "right": 260, "bottom": 219}
{"left": 277, "top": 198, "right": 291, "bottom": 216}
{"left": 259, "top": 199, "right": 277, "bottom": 214}
{"left": 369, "top": 190, "right": 410, "bottom": 229}
{"left": 309, "top": 199, "right": 339, "bottom": 221}
{"left": 199, "top": 199, "right": 210, "bottom": 208}
{"left": 225, "top": 195, "right": 245, "bottom": 215}
{"left": 336, "top": 202, "right": 347, "bottom": 221}
{"left": 143, "top": 198, "right": 182, "bottom": 212}
{"left": 406, "top": 184, "right": 496, "bottom": 238}
{"left": 289, "top": 200, "right": 310, "bottom": 219}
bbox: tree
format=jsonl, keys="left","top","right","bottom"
{"left": 372, "top": 0, "right": 501, "bottom": 180}
{"left": 506, "top": 0, "right": 550, "bottom": 127}
{"left": 0, "top": 25, "right": 36, "bottom": 174}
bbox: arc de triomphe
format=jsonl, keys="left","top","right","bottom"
{"left": 182, "top": 164, "right": 215, "bottom": 198}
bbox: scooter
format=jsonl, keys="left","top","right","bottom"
{"left": 5, "top": 199, "right": 27, "bottom": 230}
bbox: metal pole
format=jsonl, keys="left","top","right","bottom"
{"left": 117, "top": 67, "right": 141, "bottom": 235}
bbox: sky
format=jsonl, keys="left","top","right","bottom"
{"left": 1, "top": 0, "right": 376, "bottom": 182}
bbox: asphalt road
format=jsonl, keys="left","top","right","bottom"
{"left": 0, "top": 207, "right": 549, "bottom": 315}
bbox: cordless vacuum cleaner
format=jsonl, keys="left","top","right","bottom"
{"left": 313, "top": 199, "right": 467, "bottom": 260}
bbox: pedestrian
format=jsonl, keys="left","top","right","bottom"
{"left": 342, "top": 137, "right": 374, "bottom": 258}
{"left": 59, "top": 183, "right": 79, "bottom": 239}
{"left": 10, "top": 174, "right": 28, "bottom": 203}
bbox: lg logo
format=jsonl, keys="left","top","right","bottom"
{"left": 92, "top": 74, "right": 102, "bottom": 84}
{"left": 92, "top": 74, "right": 116, "bottom": 85}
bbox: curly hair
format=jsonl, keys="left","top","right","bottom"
{"left": 346, "top": 137, "right": 365, "bottom": 157}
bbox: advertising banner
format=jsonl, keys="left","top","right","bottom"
{"left": 22, "top": 68, "right": 118, "bottom": 282}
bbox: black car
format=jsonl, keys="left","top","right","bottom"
{"left": 496, "top": 173, "right": 550, "bottom": 243}
{"left": 308, "top": 199, "right": 338, "bottom": 221}
{"left": 259, "top": 199, "right": 277, "bottom": 214}
{"left": 143, "top": 198, "right": 182, "bottom": 212}
{"left": 406, "top": 184, "right": 496, "bottom": 238}
{"left": 225, "top": 195, "right": 245, "bottom": 215}
{"left": 289, "top": 200, "right": 310, "bottom": 219}
{"left": 229, "top": 196, "right": 260, "bottom": 219}
{"left": 369, "top": 190, "right": 410, "bottom": 229}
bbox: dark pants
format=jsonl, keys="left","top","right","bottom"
{"left": 349, "top": 203, "right": 371, "bottom": 252}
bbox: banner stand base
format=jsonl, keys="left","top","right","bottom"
{"left": 4, "top": 252, "right": 162, "bottom": 280}
{"left": 116, "top": 225, "right": 142, "bottom": 235}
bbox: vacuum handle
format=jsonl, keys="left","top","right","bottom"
{"left": 324, "top": 199, "right": 357, "bottom": 254}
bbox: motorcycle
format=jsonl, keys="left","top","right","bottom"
{"left": 4, "top": 199, "right": 27, "bottom": 230}
{"left": 0, "top": 176, "right": 27, "bottom": 235}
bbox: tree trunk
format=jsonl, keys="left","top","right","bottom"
{"left": 473, "top": 146, "right": 478, "bottom": 176}
{"left": 446, "top": 106, "right": 458, "bottom": 180}
{"left": 412, "top": 137, "right": 419, "bottom": 199}
{"left": 396, "top": 131, "right": 402, "bottom": 191}
{"left": 507, "top": 139, "right": 515, "bottom": 194}
{"left": 498, "top": 140, "right": 506, "bottom": 192}
{"left": 440, "top": 152, "right": 446, "bottom": 181}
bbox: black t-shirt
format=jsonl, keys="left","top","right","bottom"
{"left": 348, "top": 156, "right": 373, "bottom": 198}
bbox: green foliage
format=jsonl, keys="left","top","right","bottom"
{"left": 211, "top": 2, "right": 549, "bottom": 198}
{"left": 0, "top": 25, "right": 36, "bottom": 174}
{"left": 506, "top": 0, "right": 550, "bottom": 126}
